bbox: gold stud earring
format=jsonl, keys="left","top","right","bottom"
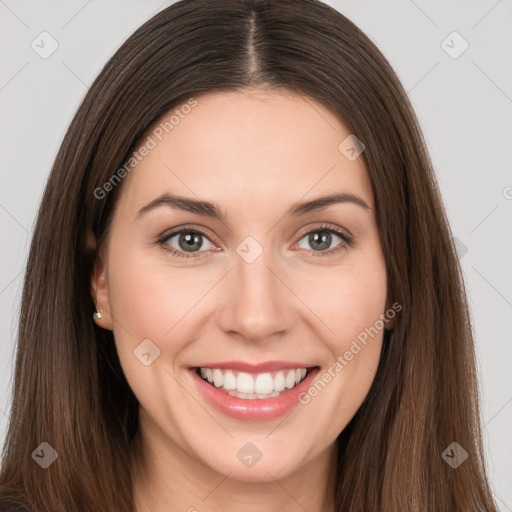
{"left": 93, "top": 310, "right": 103, "bottom": 320}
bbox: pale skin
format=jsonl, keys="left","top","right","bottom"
{"left": 90, "top": 88, "right": 390, "bottom": 512}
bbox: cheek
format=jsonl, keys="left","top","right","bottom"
{"left": 293, "top": 256, "right": 387, "bottom": 349}
{"left": 105, "top": 245, "right": 201, "bottom": 362}
{"left": 334, "top": 270, "right": 386, "bottom": 345}
{"left": 294, "top": 264, "right": 387, "bottom": 430}
{"left": 107, "top": 232, "right": 387, "bottom": 367}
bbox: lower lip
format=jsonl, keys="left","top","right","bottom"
{"left": 190, "top": 367, "right": 319, "bottom": 421}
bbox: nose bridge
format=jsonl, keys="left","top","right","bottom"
{"left": 236, "top": 241, "right": 276, "bottom": 298}
{"left": 217, "top": 235, "right": 293, "bottom": 341}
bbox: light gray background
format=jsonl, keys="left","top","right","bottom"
{"left": 0, "top": 0, "right": 511, "bottom": 509}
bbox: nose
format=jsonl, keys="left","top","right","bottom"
{"left": 216, "top": 244, "right": 296, "bottom": 343}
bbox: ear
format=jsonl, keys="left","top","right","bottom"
{"left": 383, "top": 296, "right": 397, "bottom": 331}
{"left": 89, "top": 230, "right": 113, "bottom": 331}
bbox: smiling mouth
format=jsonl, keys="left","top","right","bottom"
{"left": 194, "top": 366, "right": 317, "bottom": 400}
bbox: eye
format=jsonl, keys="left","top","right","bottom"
{"left": 294, "top": 224, "right": 352, "bottom": 257}
{"left": 156, "top": 223, "right": 352, "bottom": 260}
{"left": 157, "top": 227, "right": 216, "bottom": 259}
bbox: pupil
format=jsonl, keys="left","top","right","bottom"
{"left": 310, "top": 231, "right": 330, "bottom": 251}
{"left": 180, "top": 232, "right": 201, "bottom": 252}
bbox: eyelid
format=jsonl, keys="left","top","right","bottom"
{"left": 157, "top": 224, "right": 219, "bottom": 245}
{"left": 294, "top": 222, "right": 353, "bottom": 245}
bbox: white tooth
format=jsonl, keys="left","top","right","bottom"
{"left": 254, "top": 372, "right": 273, "bottom": 394}
{"left": 237, "top": 372, "right": 255, "bottom": 393}
{"left": 204, "top": 368, "right": 310, "bottom": 397}
{"left": 213, "top": 369, "right": 223, "bottom": 387}
{"left": 273, "top": 371, "right": 286, "bottom": 392}
{"left": 223, "top": 370, "right": 237, "bottom": 390}
{"left": 228, "top": 390, "right": 248, "bottom": 399}
{"left": 228, "top": 389, "right": 281, "bottom": 399}
{"left": 285, "top": 370, "right": 296, "bottom": 389}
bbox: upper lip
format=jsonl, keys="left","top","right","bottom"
{"left": 192, "top": 360, "right": 318, "bottom": 373}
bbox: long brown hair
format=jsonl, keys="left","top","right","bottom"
{"left": 0, "top": 0, "right": 498, "bottom": 510}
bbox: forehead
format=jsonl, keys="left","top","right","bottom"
{"left": 116, "top": 89, "right": 373, "bottom": 217}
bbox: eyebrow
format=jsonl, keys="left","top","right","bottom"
{"left": 136, "top": 192, "right": 371, "bottom": 221}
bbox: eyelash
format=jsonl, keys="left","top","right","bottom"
{"left": 156, "top": 223, "right": 353, "bottom": 260}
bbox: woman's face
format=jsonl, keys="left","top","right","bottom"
{"left": 92, "top": 89, "right": 388, "bottom": 482}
